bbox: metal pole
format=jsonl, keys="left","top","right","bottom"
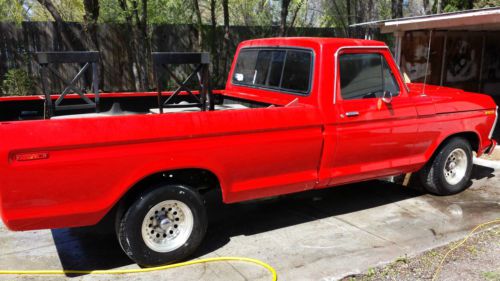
{"left": 40, "top": 64, "right": 53, "bottom": 119}
{"left": 92, "top": 62, "right": 100, "bottom": 113}
{"left": 440, "top": 32, "right": 448, "bottom": 86}
{"left": 422, "top": 29, "right": 433, "bottom": 95}
{"left": 478, "top": 32, "right": 486, "bottom": 93}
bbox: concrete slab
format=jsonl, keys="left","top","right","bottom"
{"left": 0, "top": 163, "right": 498, "bottom": 281}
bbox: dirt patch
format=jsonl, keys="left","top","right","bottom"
{"left": 341, "top": 226, "right": 500, "bottom": 281}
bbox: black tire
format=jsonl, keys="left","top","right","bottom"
{"left": 117, "top": 184, "right": 207, "bottom": 266}
{"left": 418, "top": 137, "right": 473, "bottom": 195}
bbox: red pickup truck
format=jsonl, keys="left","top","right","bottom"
{"left": 0, "top": 37, "right": 497, "bottom": 266}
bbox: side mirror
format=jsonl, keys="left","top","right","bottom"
{"left": 381, "top": 91, "right": 393, "bottom": 104}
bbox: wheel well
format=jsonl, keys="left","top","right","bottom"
{"left": 435, "top": 132, "right": 480, "bottom": 156}
{"left": 450, "top": 132, "right": 479, "bottom": 152}
{"left": 101, "top": 168, "right": 221, "bottom": 229}
{"left": 127, "top": 168, "right": 220, "bottom": 196}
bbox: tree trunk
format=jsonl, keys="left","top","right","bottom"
{"left": 38, "top": 0, "right": 63, "bottom": 22}
{"left": 331, "top": 0, "right": 349, "bottom": 37}
{"left": 192, "top": 0, "right": 203, "bottom": 50}
{"left": 222, "top": 0, "right": 230, "bottom": 83}
{"left": 139, "top": 0, "right": 150, "bottom": 90}
{"left": 466, "top": 0, "right": 473, "bottom": 9}
{"left": 289, "top": 0, "right": 305, "bottom": 32}
{"left": 345, "top": 0, "right": 352, "bottom": 26}
{"left": 391, "top": 0, "right": 403, "bottom": 19}
{"left": 37, "top": 0, "right": 89, "bottom": 90}
{"left": 280, "top": 0, "right": 291, "bottom": 37}
{"left": 352, "top": 0, "right": 361, "bottom": 37}
{"left": 83, "top": 0, "right": 101, "bottom": 90}
{"left": 83, "top": 0, "right": 99, "bottom": 49}
{"left": 118, "top": 0, "right": 140, "bottom": 91}
{"left": 209, "top": 0, "right": 218, "bottom": 80}
{"left": 422, "top": 0, "right": 430, "bottom": 14}
{"left": 37, "top": 0, "right": 84, "bottom": 50}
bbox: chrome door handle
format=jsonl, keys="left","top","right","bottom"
{"left": 345, "top": 111, "right": 359, "bottom": 117}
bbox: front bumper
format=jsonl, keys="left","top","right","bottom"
{"left": 485, "top": 139, "right": 497, "bottom": 155}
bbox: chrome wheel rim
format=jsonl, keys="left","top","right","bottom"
{"left": 141, "top": 200, "right": 194, "bottom": 253}
{"left": 443, "top": 148, "right": 468, "bottom": 185}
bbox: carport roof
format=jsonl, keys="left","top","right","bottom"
{"left": 351, "top": 7, "right": 500, "bottom": 33}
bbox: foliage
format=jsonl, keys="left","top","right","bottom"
{"left": 146, "top": 0, "right": 195, "bottom": 24}
{"left": 0, "top": 0, "right": 27, "bottom": 24}
{"left": 474, "top": 0, "right": 500, "bottom": 8}
{"left": 442, "top": 0, "right": 472, "bottom": 12}
{"left": 1, "top": 69, "right": 33, "bottom": 96}
{"left": 28, "top": 0, "right": 85, "bottom": 21}
{"left": 287, "top": 0, "right": 312, "bottom": 28}
{"left": 229, "top": 0, "right": 274, "bottom": 26}
{"left": 99, "top": 0, "right": 201, "bottom": 24}
{"left": 1, "top": 0, "right": 499, "bottom": 26}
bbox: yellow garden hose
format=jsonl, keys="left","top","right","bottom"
{"left": 432, "top": 219, "right": 500, "bottom": 281}
{"left": 0, "top": 256, "right": 277, "bottom": 280}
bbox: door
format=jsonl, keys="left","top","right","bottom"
{"left": 329, "top": 49, "right": 419, "bottom": 185}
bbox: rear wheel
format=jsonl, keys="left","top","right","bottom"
{"left": 117, "top": 184, "right": 207, "bottom": 266}
{"left": 418, "top": 137, "right": 473, "bottom": 195}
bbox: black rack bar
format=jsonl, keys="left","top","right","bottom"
{"left": 152, "top": 52, "right": 214, "bottom": 113}
{"left": 56, "top": 104, "right": 97, "bottom": 111}
{"left": 34, "top": 51, "right": 100, "bottom": 119}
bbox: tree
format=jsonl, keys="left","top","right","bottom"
{"left": 209, "top": 0, "right": 219, "bottom": 77}
{"left": 346, "top": 0, "right": 351, "bottom": 26}
{"left": 31, "top": 0, "right": 84, "bottom": 21}
{"left": 83, "top": 0, "right": 100, "bottom": 49}
{"left": 288, "top": 0, "right": 308, "bottom": 32}
{"left": 433, "top": 0, "right": 475, "bottom": 13}
{"left": 229, "top": 0, "right": 273, "bottom": 26}
{"left": 222, "top": 0, "right": 231, "bottom": 81}
{"left": 391, "top": 0, "right": 403, "bottom": 18}
{"left": 0, "top": 0, "right": 28, "bottom": 24}
{"left": 422, "top": 0, "right": 431, "bottom": 14}
{"left": 36, "top": 0, "right": 85, "bottom": 51}
{"left": 192, "top": 0, "right": 203, "bottom": 49}
{"left": 280, "top": 0, "right": 291, "bottom": 36}
{"left": 115, "top": 0, "right": 151, "bottom": 90}
{"left": 474, "top": 0, "right": 500, "bottom": 8}
{"left": 37, "top": 0, "right": 64, "bottom": 22}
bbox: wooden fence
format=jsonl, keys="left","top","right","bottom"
{"left": 0, "top": 22, "right": 347, "bottom": 93}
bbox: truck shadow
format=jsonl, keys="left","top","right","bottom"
{"left": 51, "top": 227, "right": 132, "bottom": 274}
{"left": 197, "top": 180, "right": 422, "bottom": 257}
{"left": 196, "top": 165, "right": 495, "bottom": 257}
{"left": 50, "top": 165, "right": 495, "bottom": 276}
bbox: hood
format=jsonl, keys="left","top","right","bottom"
{"left": 407, "top": 83, "right": 497, "bottom": 113}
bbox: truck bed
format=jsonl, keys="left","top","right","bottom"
{"left": 0, "top": 91, "right": 272, "bottom": 122}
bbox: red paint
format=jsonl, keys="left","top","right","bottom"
{"left": 0, "top": 37, "right": 497, "bottom": 231}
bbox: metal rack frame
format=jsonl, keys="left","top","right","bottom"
{"left": 152, "top": 52, "right": 214, "bottom": 113}
{"left": 35, "top": 51, "right": 100, "bottom": 119}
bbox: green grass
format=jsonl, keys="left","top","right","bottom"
{"left": 483, "top": 270, "right": 500, "bottom": 281}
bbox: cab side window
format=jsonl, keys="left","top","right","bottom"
{"left": 339, "top": 53, "right": 400, "bottom": 100}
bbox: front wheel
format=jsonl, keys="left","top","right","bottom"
{"left": 117, "top": 184, "right": 207, "bottom": 266}
{"left": 418, "top": 137, "right": 473, "bottom": 195}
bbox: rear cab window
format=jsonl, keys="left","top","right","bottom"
{"left": 232, "top": 48, "right": 313, "bottom": 95}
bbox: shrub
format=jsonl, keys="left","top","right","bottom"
{"left": 1, "top": 68, "right": 34, "bottom": 96}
